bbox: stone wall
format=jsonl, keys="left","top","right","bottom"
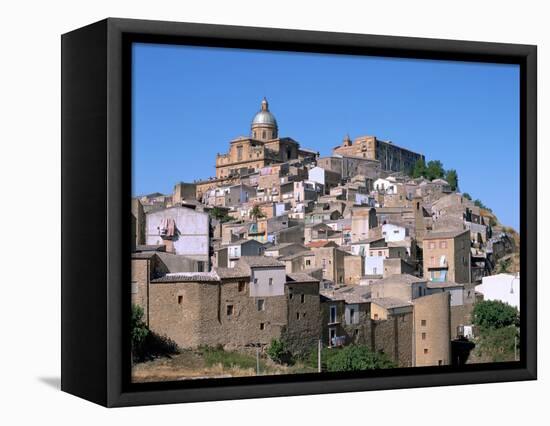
{"left": 283, "top": 282, "right": 322, "bottom": 356}
{"left": 413, "top": 292, "right": 451, "bottom": 366}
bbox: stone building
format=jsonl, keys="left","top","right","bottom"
{"left": 412, "top": 292, "right": 451, "bottom": 366}
{"left": 215, "top": 98, "right": 316, "bottom": 179}
{"left": 423, "top": 229, "right": 471, "bottom": 284}
{"left": 305, "top": 241, "right": 347, "bottom": 284}
{"left": 350, "top": 207, "right": 378, "bottom": 243}
{"left": 172, "top": 182, "right": 196, "bottom": 204}
{"left": 333, "top": 134, "right": 424, "bottom": 173}
{"left": 131, "top": 254, "right": 321, "bottom": 356}
{"left": 317, "top": 154, "right": 380, "bottom": 181}
{"left": 131, "top": 198, "right": 146, "bottom": 251}
{"left": 320, "top": 286, "right": 414, "bottom": 368}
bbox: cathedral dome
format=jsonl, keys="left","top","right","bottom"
{"left": 252, "top": 110, "right": 278, "bottom": 127}
{"left": 251, "top": 97, "right": 278, "bottom": 140}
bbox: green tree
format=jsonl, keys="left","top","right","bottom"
{"left": 445, "top": 169, "right": 459, "bottom": 191}
{"left": 210, "top": 206, "right": 232, "bottom": 223}
{"left": 426, "top": 160, "right": 445, "bottom": 180}
{"left": 463, "top": 192, "right": 472, "bottom": 200}
{"left": 411, "top": 158, "right": 427, "bottom": 178}
{"left": 131, "top": 305, "right": 149, "bottom": 354}
{"left": 473, "top": 300, "right": 519, "bottom": 329}
{"left": 327, "top": 345, "right": 396, "bottom": 372}
{"left": 266, "top": 339, "right": 292, "bottom": 365}
{"left": 250, "top": 205, "right": 266, "bottom": 221}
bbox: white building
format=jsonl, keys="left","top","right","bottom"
{"left": 476, "top": 273, "right": 520, "bottom": 309}
{"left": 146, "top": 206, "right": 210, "bottom": 269}
{"left": 382, "top": 223, "right": 408, "bottom": 242}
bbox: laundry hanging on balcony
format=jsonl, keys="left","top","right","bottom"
{"left": 159, "top": 217, "right": 176, "bottom": 240}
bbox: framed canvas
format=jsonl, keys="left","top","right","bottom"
{"left": 61, "top": 18, "right": 537, "bottom": 407}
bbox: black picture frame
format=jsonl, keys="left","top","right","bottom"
{"left": 61, "top": 17, "right": 537, "bottom": 407}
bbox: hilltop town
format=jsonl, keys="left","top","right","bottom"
{"left": 131, "top": 98, "right": 519, "bottom": 379}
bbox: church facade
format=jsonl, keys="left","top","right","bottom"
{"left": 215, "top": 98, "right": 317, "bottom": 179}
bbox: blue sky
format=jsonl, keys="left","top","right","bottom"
{"left": 132, "top": 43, "right": 519, "bottom": 230}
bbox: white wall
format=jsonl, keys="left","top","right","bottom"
{"left": 308, "top": 166, "right": 326, "bottom": 186}
{"left": 382, "top": 223, "right": 407, "bottom": 242}
{"left": 477, "top": 274, "right": 520, "bottom": 309}
{"left": 365, "top": 256, "right": 384, "bottom": 275}
{"left": 249, "top": 267, "right": 287, "bottom": 297}
{"left": 5, "top": 1, "right": 547, "bottom": 425}
{"left": 146, "top": 207, "right": 210, "bottom": 261}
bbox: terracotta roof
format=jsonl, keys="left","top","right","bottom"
{"left": 239, "top": 256, "right": 285, "bottom": 268}
{"left": 333, "top": 286, "right": 371, "bottom": 304}
{"left": 306, "top": 240, "right": 337, "bottom": 248}
{"left": 215, "top": 267, "right": 250, "bottom": 279}
{"left": 368, "top": 297, "right": 413, "bottom": 309}
{"left": 131, "top": 252, "right": 157, "bottom": 260}
{"left": 423, "top": 229, "right": 469, "bottom": 240}
{"left": 286, "top": 273, "right": 319, "bottom": 283}
{"left": 279, "top": 250, "right": 314, "bottom": 261}
{"left": 135, "top": 244, "right": 166, "bottom": 252}
{"left": 151, "top": 272, "right": 220, "bottom": 283}
{"left": 378, "top": 274, "right": 425, "bottom": 285}
{"left": 426, "top": 281, "right": 464, "bottom": 289}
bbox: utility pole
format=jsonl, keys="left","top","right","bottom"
{"left": 318, "top": 339, "right": 322, "bottom": 373}
{"left": 256, "top": 346, "right": 260, "bottom": 375}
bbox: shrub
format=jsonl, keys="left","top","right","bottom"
{"left": 131, "top": 305, "right": 149, "bottom": 354}
{"left": 475, "top": 326, "right": 518, "bottom": 363}
{"left": 327, "top": 345, "right": 396, "bottom": 372}
{"left": 131, "top": 304, "right": 179, "bottom": 362}
{"left": 473, "top": 300, "right": 519, "bottom": 329}
{"left": 266, "top": 339, "right": 293, "bottom": 365}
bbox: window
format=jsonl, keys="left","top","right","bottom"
{"left": 259, "top": 323, "right": 265, "bottom": 330}
{"left": 178, "top": 295, "right": 183, "bottom": 305}
{"left": 440, "top": 241, "right": 447, "bottom": 249}
{"left": 421, "top": 332, "right": 426, "bottom": 340}
{"left": 257, "top": 299, "right": 265, "bottom": 311}
{"left": 424, "top": 348, "right": 429, "bottom": 354}
{"left": 306, "top": 259, "right": 311, "bottom": 266}
{"left": 438, "top": 360, "right": 443, "bottom": 366}
{"left": 296, "top": 312, "right": 300, "bottom": 320}
{"left": 378, "top": 251, "right": 382, "bottom": 256}
{"left": 330, "top": 305, "right": 337, "bottom": 323}
{"left": 268, "top": 278, "right": 273, "bottom": 286}
{"left": 373, "top": 313, "right": 379, "bottom": 320}
{"left": 262, "top": 130, "right": 266, "bottom": 139}
{"left": 253, "top": 278, "right": 258, "bottom": 285}
{"left": 237, "top": 145, "right": 243, "bottom": 161}
{"left": 429, "top": 242, "right": 436, "bottom": 249}
{"left": 131, "top": 282, "right": 138, "bottom": 294}
{"left": 197, "top": 261, "right": 204, "bottom": 272}
{"left": 226, "top": 305, "right": 234, "bottom": 316}
{"left": 300, "top": 294, "right": 305, "bottom": 303}
{"left": 354, "top": 329, "right": 359, "bottom": 337}
{"left": 238, "top": 281, "right": 245, "bottom": 292}
{"left": 421, "top": 320, "right": 427, "bottom": 326}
